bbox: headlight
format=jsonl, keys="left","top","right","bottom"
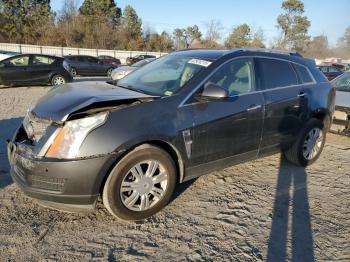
{"left": 44, "top": 113, "right": 108, "bottom": 159}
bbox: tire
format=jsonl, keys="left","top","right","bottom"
{"left": 107, "top": 68, "right": 113, "bottom": 77}
{"left": 102, "top": 144, "right": 177, "bottom": 221}
{"left": 51, "top": 74, "right": 66, "bottom": 86}
{"left": 284, "top": 118, "right": 326, "bottom": 166}
{"left": 70, "top": 67, "right": 77, "bottom": 77}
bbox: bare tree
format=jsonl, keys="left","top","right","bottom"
{"left": 203, "top": 20, "right": 223, "bottom": 48}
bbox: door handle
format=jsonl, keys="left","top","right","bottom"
{"left": 247, "top": 105, "right": 262, "bottom": 111}
{"left": 298, "top": 92, "right": 307, "bottom": 98}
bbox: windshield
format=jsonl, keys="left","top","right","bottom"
{"left": 133, "top": 58, "right": 154, "bottom": 67}
{"left": 117, "top": 54, "right": 211, "bottom": 96}
{"left": 334, "top": 72, "right": 350, "bottom": 92}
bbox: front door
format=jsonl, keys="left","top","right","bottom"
{"left": 26, "top": 55, "right": 56, "bottom": 84}
{"left": 0, "top": 55, "right": 30, "bottom": 84}
{"left": 189, "top": 58, "right": 264, "bottom": 167}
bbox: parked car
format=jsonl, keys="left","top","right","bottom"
{"left": 8, "top": 48, "right": 334, "bottom": 221}
{"left": 64, "top": 55, "right": 118, "bottom": 77}
{"left": 317, "top": 65, "right": 343, "bottom": 80}
{"left": 111, "top": 58, "right": 156, "bottom": 80}
{"left": 98, "top": 55, "right": 121, "bottom": 66}
{"left": 0, "top": 54, "right": 72, "bottom": 87}
{"left": 331, "top": 72, "right": 350, "bottom": 132}
{"left": 126, "top": 54, "right": 156, "bottom": 65}
{"left": 0, "top": 51, "right": 18, "bottom": 61}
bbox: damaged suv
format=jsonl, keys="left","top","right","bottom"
{"left": 8, "top": 48, "right": 335, "bottom": 220}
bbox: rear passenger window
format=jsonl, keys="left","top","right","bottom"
{"left": 292, "top": 64, "right": 314, "bottom": 84}
{"left": 257, "top": 58, "right": 298, "bottom": 90}
{"left": 33, "top": 55, "right": 55, "bottom": 65}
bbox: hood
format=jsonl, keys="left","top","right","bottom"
{"left": 32, "top": 81, "right": 154, "bottom": 122}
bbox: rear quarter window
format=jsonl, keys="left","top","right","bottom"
{"left": 292, "top": 64, "right": 314, "bottom": 84}
{"left": 257, "top": 58, "right": 298, "bottom": 90}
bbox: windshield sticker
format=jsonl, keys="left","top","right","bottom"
{"left": 188, "top": 59, "right": 212, "bottom": 67}
{"left": 164, "top": 91, "right": 173, "bottom": 96}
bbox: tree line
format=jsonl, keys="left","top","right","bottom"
{"left": 0, "top": 0, "right": 349, "bottom": 58}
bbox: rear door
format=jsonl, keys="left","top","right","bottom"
{"left": 189, "top": 58, "right": 264, "bottom": 166}
{"left": 76, "top": 56, "right": 88, "bottom": 75}
{"left": 26, "top": 55, "right": 57, "bottom": 84}
{"left": 256, "top": 58, "right": 309, "bottom": 152}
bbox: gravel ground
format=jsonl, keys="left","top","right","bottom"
{"left": 0, "top": 83, "right": 349, "bottom": 261}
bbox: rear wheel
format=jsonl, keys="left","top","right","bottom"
{"left": 284, "top": 118, "right": 326, "bottom": 166}
{"left": 102, "top": 144, "right": 177, "bottom": 221}
{"left": 51, "top": 74, "right": 66, "bottom": 86}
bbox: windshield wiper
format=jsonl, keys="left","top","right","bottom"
{"left": 117, "top": 84, "right": 149, "bottom": 95}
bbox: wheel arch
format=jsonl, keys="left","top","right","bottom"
{"left": 99, "top": 139, "right": 185, "bottom": 196}
{"left": 311, "top": 108, "right": 332, "bottom": 130}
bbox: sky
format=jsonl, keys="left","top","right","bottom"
{"left": 50, "top": 0, "right": 350, "bottom": 47}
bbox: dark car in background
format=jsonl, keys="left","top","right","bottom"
{"left": 317, "top": 65, "right": 343, "bottom": 80}
{"left": 0, "top": 54, "right": 72, "bottom": 87}
{"left": 98, "top": 55, "right": 121, "bottom": 66}
{"left": 64, "top": 55, "right": 118, "bottom": 77}
{"left": 8, "top": 48, "right": 334, "bottom": 221}
{"left": 111, "top": 58, "right": 156, "bottom": 80}
{"left": 126, "top": 54, "right": 156, "bottom": 65}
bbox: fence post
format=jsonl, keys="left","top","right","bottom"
{"left": 78, "top": 48, "right": 80, "bottom": 55}
{"left": 40, "top": 46, "right": 42, "bottom": 54}
{"left": 19, "top": 44, "right": 22, "bottom": 54}
{"left": 61, "top": 47, "right": 64, "bottom": 57}
{"left": 96, "top": 49, "right": 98, "bottom": 57}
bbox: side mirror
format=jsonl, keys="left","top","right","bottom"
{"left": 199, "top": 83, "right": 229, "bottom": 100}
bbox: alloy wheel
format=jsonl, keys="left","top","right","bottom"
{"left": 107, "top": 68, "right": 113, "bottom": 77}
{"left": 120, "top": 160, "right": 168, "bottom": 211}
{"left": 71, "top": 68, "right": 77, "bottom": 77}
{"left": 52, "top": 76, "right": 66, "bottom": 86}
{"left": 302, "top": 127, "right": 323, "bottom": 160}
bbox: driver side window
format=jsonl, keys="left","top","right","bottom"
{"left": 7, "top": 56, "right": 29, "bottom": 67}
{"left": 204, "top": 58, "right": 255, "bottom": 96}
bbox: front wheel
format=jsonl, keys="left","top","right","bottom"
{"left": 51, "top": 74, "right": 66, "bottom": 86}
{"left": 70, "top": 67, "right": 77, "bottom": 77}
{"left": 107, "top": 68, "right": 113, "bottom": 77}
{"left": 284, "top": 118, "right": 326, "bottom": 166}
{"left": 102, "top": 144, "right": 177, "bottom": 221}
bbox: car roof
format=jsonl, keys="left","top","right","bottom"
{"left": 170, "top": 48, "right": 312, "bottom": 66}
{"left": 171, "top": 49, "right": 229, "bottom": 61}
{"left": 2, "top": 54, "right": 60, "bottom": 59}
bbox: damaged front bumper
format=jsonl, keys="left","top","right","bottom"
{"left": 7, "top": 140, "right": 116, "bottom": 212}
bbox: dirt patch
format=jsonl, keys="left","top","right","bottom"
{"left": 0, "top": 86, "right": 349, "bottom": 261}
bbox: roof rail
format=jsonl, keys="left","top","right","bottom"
{"left": 232, "top": 48, "right": 303, "bottom": 57}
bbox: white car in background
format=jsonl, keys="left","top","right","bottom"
{"left": 111, "top": 58, "right": 156, "bottom": 80}
{"left": 0, "top": 51, "right": 18, "bottom": 61}
{"left": 331, "top": 72, "right": 350, "bottom": 133}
